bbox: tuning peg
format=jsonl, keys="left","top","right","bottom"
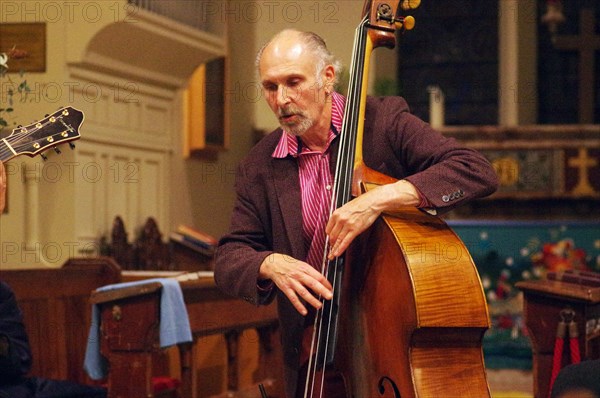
{"left": 69, "top": 143, "right": 76, "bottom": 150}
{"left": 401, "top": 0, "right": 421, "bottom": 10}
{"left": 40, "top": 153, "right": 48, "bottom": 161}
{"left": 54, "top": 147, "right": 61, "bottom": 154}
{"left": 396, "top": 15, "right": 416, "bottom": 30}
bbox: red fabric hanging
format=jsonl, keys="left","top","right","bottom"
{"left": 548, "top": 310, "right": 581, "bottom": 398}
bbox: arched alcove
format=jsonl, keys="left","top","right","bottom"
{"left": 80, "top": 9, "right": 226, "bottom": 89}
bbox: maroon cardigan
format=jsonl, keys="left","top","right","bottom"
{"left": 214, "top": 96, "right": 498, "bottom": 397}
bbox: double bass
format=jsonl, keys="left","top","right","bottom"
{"left": 297, "top": 1, "right": 492, "bottom": 397}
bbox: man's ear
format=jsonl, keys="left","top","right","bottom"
{"left": 322, "top": 64, "right": 336, "bottom": 94}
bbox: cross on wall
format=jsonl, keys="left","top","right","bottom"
{"left": 568, "top": 147, "right": 598, "bottom": 195}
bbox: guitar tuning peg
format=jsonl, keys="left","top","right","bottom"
{"left": 69, "top": 143, "right": 76, "bottom": 150}
{"left": 40, "top": 153, "right": 48, "bottom": 161}
{"left": 54, "top": 147, "right": 61, "bottom": 154}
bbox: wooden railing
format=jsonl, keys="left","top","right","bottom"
{"left": 128, "top": 0, "right": 225, "bottom": 35}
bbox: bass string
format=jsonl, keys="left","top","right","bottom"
{"left": 304, "top": 16, "right": 369, "bottom": 398}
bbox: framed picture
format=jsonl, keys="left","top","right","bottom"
{"left": 0, "top": 23, "right": 46, "bottom": 72}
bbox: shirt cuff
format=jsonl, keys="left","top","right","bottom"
{"left": 414, "top": 185, "right": 431, "bottom": 208}
{"left": 257, "top": 279, "right": 274, "bottom": 294}
{"left": 414, "top": 186, "right": 437, "bottom": 215}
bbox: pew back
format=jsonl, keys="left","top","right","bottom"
{"left": 1, "top": 258, "right": 121, "bottom": 383}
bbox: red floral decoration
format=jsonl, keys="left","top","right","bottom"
{"left": 531, "top": 239, "right": 589, "bottom": 273}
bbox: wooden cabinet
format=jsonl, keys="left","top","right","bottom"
{"left": 517, "top": 279, "right": 600, "bottom": 398}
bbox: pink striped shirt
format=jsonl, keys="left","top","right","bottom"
{"left": 272, "top": 92, "right": 346, "bottom": 270}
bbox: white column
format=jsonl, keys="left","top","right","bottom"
{"left": 22, "top": 162, "right": 43, "bottom": 264}
{"left": 498, "top": 0, "right": 538, "bottom": 125}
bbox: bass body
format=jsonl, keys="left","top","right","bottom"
{"left": 336, "top": 199, "right": 491, "bottom": 397}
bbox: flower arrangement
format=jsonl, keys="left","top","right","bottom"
{"left": 531, "top": 238, "right": 589, "bottom": 274}
{"left": 0, "top": 47, "right": 31, "bottom": 131}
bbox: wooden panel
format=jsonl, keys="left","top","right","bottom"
{"left": 441, "top": 124, "right": 600, "bottom": 200}
{"left": 1, "top": 258, "right": 121, "bottom": 383}
{"left": 74, "top": 141, "right": 169, "bottom": 245}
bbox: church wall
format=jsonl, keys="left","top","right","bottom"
{"left": 1, "top": 1, "right": 225, "bottom": 268}
{"left": 1, "top": 2, "right": 86, "bottom": 268}
{"left": 182, "top": 2, "right": 257, "bottom": 240}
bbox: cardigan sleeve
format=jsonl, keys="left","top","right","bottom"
{"left": 214, "top": 163, "right": 276, "bottom": 307}
{"left": 367, "top": 96, "right": 499, "bottom": 213}
{"left": 0, "top": 281, "right": 32, "bottom": 385}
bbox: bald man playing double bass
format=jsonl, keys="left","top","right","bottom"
{"left": 214, "top": 29, "right": 498, "bottom": 397}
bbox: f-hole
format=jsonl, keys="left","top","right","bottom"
{"left": 378, "top": 376, "right": 401, "bottom": 397}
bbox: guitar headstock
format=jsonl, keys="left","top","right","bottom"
{"left": 1, "top": 107, "right": 84, "bottom": 161}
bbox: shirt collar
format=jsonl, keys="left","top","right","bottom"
{"left": 272, "top": 92, "right": 346, "bottom": 158}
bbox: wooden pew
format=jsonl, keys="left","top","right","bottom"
{"left": 90, "top": 274, "right": 284, "bottom": 398}
{"left": 1, "top": 257, "right": 121, "bottom": 384}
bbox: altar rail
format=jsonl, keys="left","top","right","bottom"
{"left": 440, "top": 124, "right": 600, "bottom": 220}
{"left": 441, "top": 124, "right": 600, "bottom": 199}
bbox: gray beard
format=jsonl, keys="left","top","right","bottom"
{"left": 281, "top": 116, "right": 314, "bottom": 136}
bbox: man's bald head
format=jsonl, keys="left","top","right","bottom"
{"left": 256, "top": 29, "right": 342, "bottom": 85}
